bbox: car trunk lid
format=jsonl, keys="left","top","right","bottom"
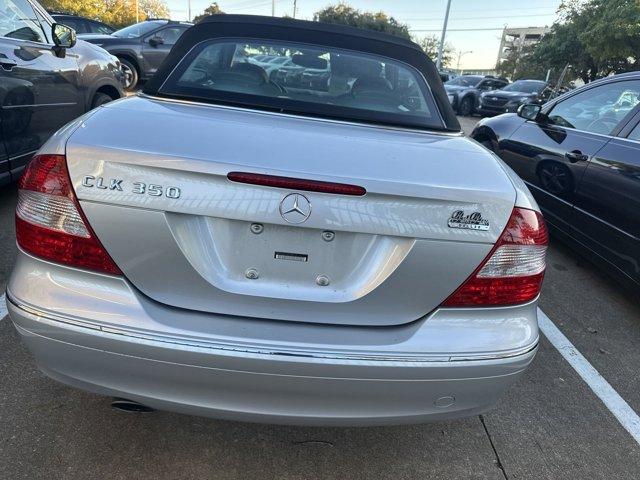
{"left": 65, "top": 96, "right": 516, "bottom": 326}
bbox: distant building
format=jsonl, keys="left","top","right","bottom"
{"left": 496, "top": 26, "right": 551, "bottom": 68}
{"left": 452, "top": 68, "right": 496, "bottom": 76}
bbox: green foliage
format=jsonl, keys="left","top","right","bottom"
{"left": 417, "top": 35, "right": 454, "bottom": 67}
{"left": 501, "top": 0, "right": 640, "bottom": 84}
{"left": 41, "top": 0, "right": 170, "bottom": 29}
{"left": 193, "top": 2, "right": 224, "bottom": 24}
{"left": 313, "top": 4, "right": 411, "bottom": 40}
{"left": 497, "top": 45, "right": 549, "bottom": 81}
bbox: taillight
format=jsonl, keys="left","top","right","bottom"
{"left": 227, "top": 172, "right": 367, "bottom": 196}
{"left": 16, "top": 154, "right": 122, "bottom": 275}
{"left": 442, "top": 207, "right": 547, "bottom": 307}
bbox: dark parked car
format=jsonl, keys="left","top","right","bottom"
{"left": 444, "top": 75, "right": 508, "bottom": 116}
{"left": 83, "top": 19, "right": 193, "bottom": 90}
{"left": 49, "top": 12, "right": 115, "bottom": 35}
{"left": 478, "top": 79, "right": 549, "bottom": 116}
{"left": 472, "top": 72, "right": 640, "bottom": 291}
{"left": 439, "top": 70, "right": 458, "bottom": 83}
{"left": 0, "top": 0, "right": 124, "bottom": 187}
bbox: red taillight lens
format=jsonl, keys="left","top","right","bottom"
{"left": 442, "top": 207, "right": 548, "bottom": 307}
{"left": 16, "top": 154, "right": 122, "bottom": 275}
{"left": 227, "top": 172, "right": 367, "bottom": 196}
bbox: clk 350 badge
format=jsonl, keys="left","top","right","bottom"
{"left": 82, "top": 176, "right": 181, "bottom": 199}
{"left": 448, "top": 210, "right": 490, "bottom": 231}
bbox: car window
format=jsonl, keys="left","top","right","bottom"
{"left": 503, "top": 80, "right": 546, "bottom": 93}
{"left": 478, "top": 80, "right": 498, "bottom": 91}
{"left": 88, "top": 20, "right": 113, "bottom": 35}
{"left": 56, "top": 17, "right": 85, "bottom": 34}
{"left": 0, "top": 0, "right": 48, "bottom": 42}
{"left": 159, "top": 38, "right": 443, "bottom": 130}
{"left": 113, "top": 20, "right": 166, "bottom": 38}
{"left": 627, "top": 121, "right": 640, "bottom": 142}
{"left": 153, "top": 26, "right": 185, "bottom": 46}
{"left": 548, "top": 80, "right": 640, "bottom": 135}
{"left": 445, "top": 75, "right": 482, "bottom": 87}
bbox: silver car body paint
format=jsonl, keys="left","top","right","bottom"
{"left": 63, "top": 97, "right": 517, "bottom": 326}
{"left": 8, "top": 95, "right": 542, "bottom": 425}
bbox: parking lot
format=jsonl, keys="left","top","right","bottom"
{"left": 0, "top": 115, "right": 638, "bottom": 479}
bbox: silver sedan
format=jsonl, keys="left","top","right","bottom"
{"left": 6, "top": 15, "right": 546, "bottom": 426}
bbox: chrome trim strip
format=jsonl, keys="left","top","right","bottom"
{"left": 7, "top": 292, "right": 537, "bottom": 364}
{"left": 137, "top": 93, "right": 464, "bottom": 137}
{"left": 9, "top": 149, "right": 37, "bottom": 163}
{"left": 573, "top": 206, "right": 639, "bottom": 241}
{"left": 3, "top": 102, "right": 77, "bottom": 109}
{"left": 524, "top": 181, "right": 638, "bottom": 241}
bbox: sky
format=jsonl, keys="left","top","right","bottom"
{"left": 165, "top": 0, "right": 564, "bottom": 69}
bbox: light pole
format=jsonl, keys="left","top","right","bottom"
{"left": 272, "top": 0, "right": 275, "bottom": 16}
{"left": 456, "top": 50, "right": 472, "bottom": 74}
{"left": 187, "top": 0, "right": 191, "bottom": 22}
{"left": 293, "top": 0, "right": 297, "bottom": 18}
{"left": 436, "top": 0, "right": 452, "bottom": 71}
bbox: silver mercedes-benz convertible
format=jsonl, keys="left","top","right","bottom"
{"left": 6, "top": 15, "right": 547, "bottom": 426}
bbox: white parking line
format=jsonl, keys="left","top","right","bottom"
{"left": 538, "top": 308, "right": 640, "bottom": 445}
{"left": 0, "top": 293, "right": 7, "bottom": 320}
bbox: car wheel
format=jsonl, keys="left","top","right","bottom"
{"left": 119, "top": 58, "right": 139, "bottom": 91}
{"left": 538, "top": 161, "right": 574, "bottom": 195}
{"left": 458, "top": 96, "right": 474, "bottom": 116}
{"left": 91, "top": 92, "right": 114, "bottom": 109}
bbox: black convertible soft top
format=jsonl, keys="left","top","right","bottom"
{"left": 143, "top": 15, "right": 460, "bottom": 132}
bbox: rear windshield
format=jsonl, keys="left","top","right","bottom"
{"left": 158, "top": 39, "right": 444, "bottom": 130}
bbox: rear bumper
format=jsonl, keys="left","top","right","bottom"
{"left": 9, "top": 296, "right": 536, "bottom": 426}
{"left": 6, "top": 250, "right": 539, "bottom": 426}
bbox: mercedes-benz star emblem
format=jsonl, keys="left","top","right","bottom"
{"left": 279, "top": 193, "right": 312, "bottom": 224}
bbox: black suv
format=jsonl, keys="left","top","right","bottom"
{"left": 478, "top": 79, "right": 549, "bottom": 116}
{"left": 49, "top": 12, "right": 115, "bottom": 35}
{"left": 1, "top": 0, "right": 124, "bottom": 187}
{"left": 444, "top": 75, "right": 508, "bottom": 116}
{"left": 83, "top": 20, "right": 193, "bottom": 90}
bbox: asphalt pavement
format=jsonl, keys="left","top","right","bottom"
{"left": 1, "top": 116, "right": 639, "bottom": 479}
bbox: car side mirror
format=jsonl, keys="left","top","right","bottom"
{"left": 148, "top": 36, "right": 164, "bottom": 47}
{"left": 51, "top": 23, "right": 76, "bottom": 57}
{"left": 518, "top": 103, "right": 543, "bottom": 121}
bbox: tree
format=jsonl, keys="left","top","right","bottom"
{"left": 504, "top": 0, "right": 640, "bottom": 84}
{"left": 41, "top": 0, "right": 170, "bottom": 29}
{"left": 313, "top": 4, "right": 411, "bottom": 40}
{"left": 497, "top": 44, "right": 548, "bottom": 81}
{"left": 193, "top": 2, "right": 224, "bottom": 24}
{"left": 418, "top": 36, "right": 454, "bottom": 67}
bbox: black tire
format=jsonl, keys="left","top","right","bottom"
{"left": 458, "top": 96, "right": 474, "bottom": 116}
{"left": 91, "top": 92, "right": 114, "bottom": 109}
{"left": 119, "top": 58, "right": 139, "bottom": 91}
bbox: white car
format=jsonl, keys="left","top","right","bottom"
{"left": 6, "top": 15, "right": 546, "bottom": 425}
